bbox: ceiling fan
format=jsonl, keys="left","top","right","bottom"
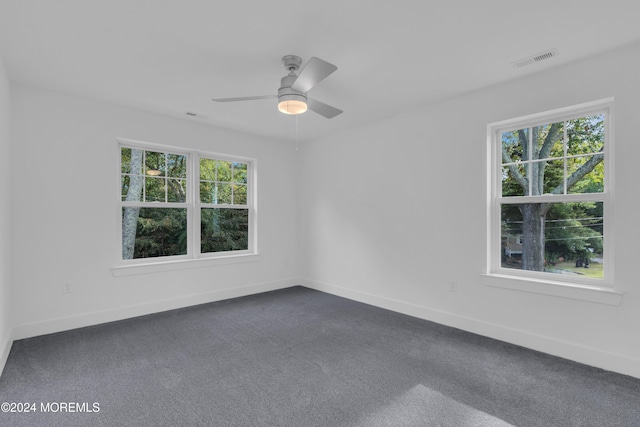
{"left": 213, "top": 55, "right": 343, "bottom": 119}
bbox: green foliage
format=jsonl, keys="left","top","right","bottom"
{"left": 544, "top": 202, "right": 603, "bottom": 261}
{"left": 129, "top": 208, "right": 187, "bottom": 258}
{"left": 201, "top": 208, "right": 249, "bottom": 253}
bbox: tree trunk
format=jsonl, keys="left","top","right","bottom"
{"left": 520, "top": 203, "right": 547, "bottom": 271}
{"left": 122, "top": 149, "right": 144, "bottom": 259}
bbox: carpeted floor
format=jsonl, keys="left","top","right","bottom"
{"left": 0, "top": 286, "right": 638, "bottom": 426}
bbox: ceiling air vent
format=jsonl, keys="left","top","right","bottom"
{"left": 512, "top": 49, "right": 559, "bottom": 68}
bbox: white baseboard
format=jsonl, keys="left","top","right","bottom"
{"left": 12, "top": 278, "right": 300, "bottom": 341}
{"left": 0, "top": 328, "right": 12, "bottom": 378}
{"left": 300, "top": 278, "right": 640, "bottom": 379}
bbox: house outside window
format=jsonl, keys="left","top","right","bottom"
{"left": 488, "top": 99, "right": 612, "bottom": 287}
{"left": 119, "top": 140, "right": 256, "bottom": 264}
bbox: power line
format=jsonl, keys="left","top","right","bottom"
{"left": 503, "top": 216, "right": 603, "bottom": 225}
{"left": 545, "top": 236, "right": 603, "bottom": 241}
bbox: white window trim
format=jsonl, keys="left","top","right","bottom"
{"left": 484, "top": 98, "right": 622, "bottom": 305}
{"left": 112, "top": 138, "right": 258, "bottom": 276}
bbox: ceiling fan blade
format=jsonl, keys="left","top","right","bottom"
{"left": 212, "top": 95, "right": 276, "bottom": 102}
{"left": 307, "top": 98, "right": 343, "bottom": 119}
{"left": 291, "top": 57, "right": 337, "bottom": 93}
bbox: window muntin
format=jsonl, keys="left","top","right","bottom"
{"left": 490, "top": 101, "right": 611, "bottom": 285}
{"left": 119, "top": 142, "right": 255, "bottom": 263}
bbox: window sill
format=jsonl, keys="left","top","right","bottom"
{"left": 481, "top": 273, "right": 623, "bottom": 306}
{"left": 112, "top": 253, "right": 259, "bottom": 277}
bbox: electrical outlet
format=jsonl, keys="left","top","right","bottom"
{"left": 449, "top": 281, "right": 457, "bottom": 292}
{"left": 63, "top": 283, "right": 72, "bottom": 294}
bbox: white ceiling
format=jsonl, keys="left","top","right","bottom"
{"left": 1, "top": 0, "right": 639, "bottom": 143}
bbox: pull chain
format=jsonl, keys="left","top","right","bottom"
{"left": 295, "top": 114, "right": 299, "bottom": 151}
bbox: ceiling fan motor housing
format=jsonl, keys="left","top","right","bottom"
{"left": 278, "top": 74, "right": 307, "bottom": 103}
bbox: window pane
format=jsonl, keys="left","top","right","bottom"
{"left": 200, "top": 181, "right": 215, "bottom": 204}
{"left": 200, "top": 158, "right": 217, "bottom": 180}
{"left": 501, "top": 202, "right": 603, "bottom": 279}
{"left": 201, "top": 208, "right": 249, "bottom": 253}
{"left": 540, "top": 159, "right": 564, "bottom": 194}
{"left": 216, "top": 160, "right": 232, "bottom": 182}
{"left": 145, "top": 176, "right": 166, "bottom": 202}
{"left": 216, "top": 184, "right": 232, "bottom": 204}
{"left": 501, "top": 129, "right": 528, "bottom": 163}
{"left": 145, "top": 151, "right": 166, "bottom": 177}
{"left": 533, "top": 121, "right": 564, "bottom": 160}
{"left": 167, "top": 154, "right": 187, "bottom": 178}
{"left": 567, "top": 115, "right": 604, "bottom": 155}
{"left": 167, "top": 178, "right": 186, "bottom": 202}
{"left": 121, "top": 148, "right": 144, "bottom": 201}
{"left": 122, "top": 207, "right": 187, "bottom": 259}
{"left": 233, "top": 184, "right": 247, "bottom": 204}
{"left": 121, "top": 175, "right": 130, "bottom": 201}
{"left": 121, "top": 147, "right": 132, "bottom": 174}
{"left": 233, "top": 162, "right": 248, "bottom": 183}
{"left": 501, "top": 164, "right": 526, "bottom": 197}
{"left": 567, "top": 155, "right": 604, "bottom": 194}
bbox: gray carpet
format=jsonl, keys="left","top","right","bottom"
{"left": 0, "top": 286, "right": 638, "bottom": 426}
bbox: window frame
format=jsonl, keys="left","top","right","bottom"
{"left": 116, "top": 138, "right": 257, "bottom": 271}
{"left": 485, "top": 99, "right": 620, "bottom": 302}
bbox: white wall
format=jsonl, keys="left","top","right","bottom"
{"left": 299, "top": 42, "right": 640, "bottom": 378}
{"left": 0, "top": 57, "right": 12, "bottom": 373}
{"left": 10, "top": 84, "right": 299, "bottom": 338}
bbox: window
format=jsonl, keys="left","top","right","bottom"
{"left": 199, "top": 157, "right": 250, "bottom": 254}
{"left": 487, "top": 99, "right": 612, "bottom": 287}
{"left": 119, "top": 140, "right": 255, "bottom": 265}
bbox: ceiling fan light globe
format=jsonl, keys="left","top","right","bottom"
{"left": 278, "top": 99, "right": 308, "bottom": 115}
